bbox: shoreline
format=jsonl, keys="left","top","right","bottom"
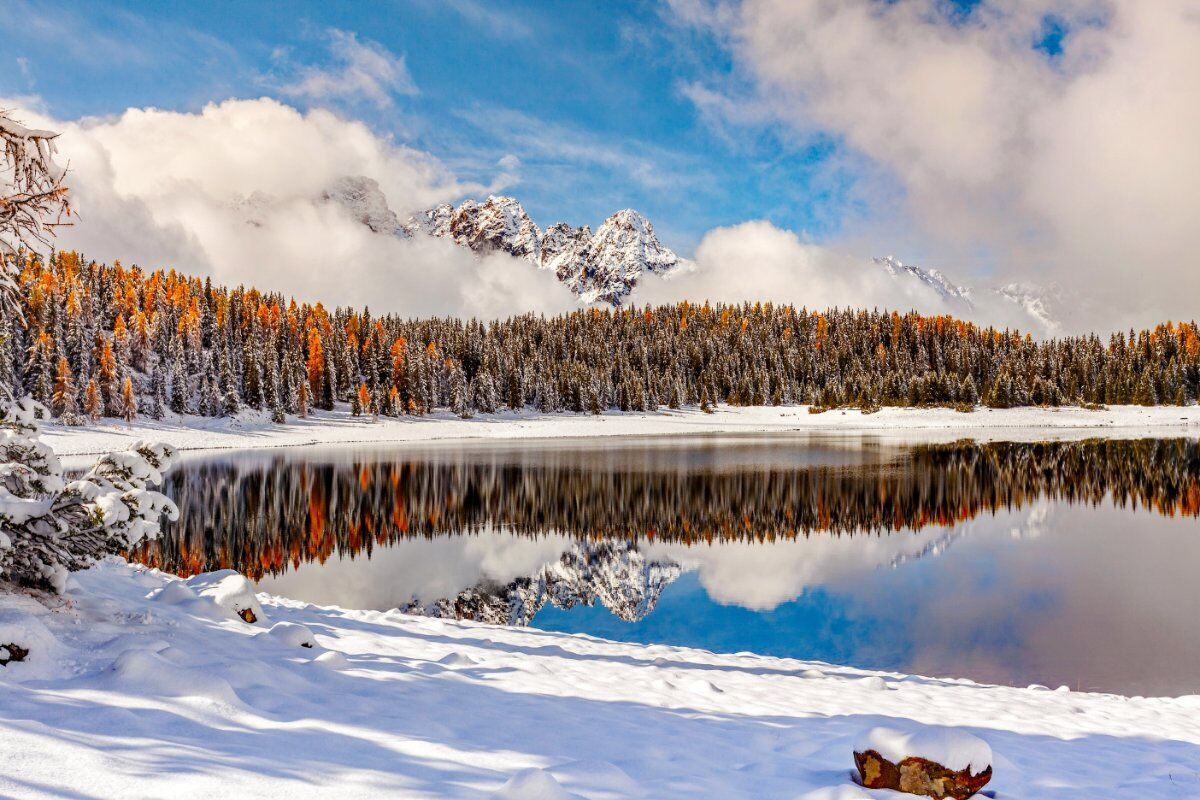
{"left": 40, "top": 403, "right": 1200, "bottom": 459}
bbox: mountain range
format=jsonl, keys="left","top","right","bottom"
{"left": 319, "top": 176, "right": 1065, "bottom": 332}
{"left": 324, "top": 177, "right": 677, "bottom": 305}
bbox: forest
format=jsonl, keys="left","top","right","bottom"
{"left": 4, "top": 249, "right": 1200, "bottom": 424}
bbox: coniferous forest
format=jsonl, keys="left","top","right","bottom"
{"left": 4, "top": 249, "right": 1199, "bottom": 424}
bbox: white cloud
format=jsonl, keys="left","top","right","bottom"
{"left": 282, "top": 28, "right": 418, "bottom": 108}
{"left": 11, "top": 97, "right": 576, "bottom": 319}
{"left": 671, "top": 0, "right": 1200, "bottom": 331}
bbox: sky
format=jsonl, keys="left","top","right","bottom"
{"left": 2, "top": 0, "right": 1198, "bottom": 332}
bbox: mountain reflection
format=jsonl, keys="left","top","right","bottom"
{"left": 131, "top": 437, "right": 1200, "bottom": 581}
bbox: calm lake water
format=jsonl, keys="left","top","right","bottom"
{"left": 131, "top": 435, "right": 1200, "bottom": 697}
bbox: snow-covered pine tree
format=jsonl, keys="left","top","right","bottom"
{"left": 148, "top": 363, "right": 165, "bottom": 420}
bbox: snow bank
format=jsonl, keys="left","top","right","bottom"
{"left": 492, "top": 769, "right": 579, "bottom": 800}
{"left": 185, "top": 570, "right": 267, "bottom": 624}
{"left": 855, "top": 725, "right": 992, "bottom": 772}
{"left": 264, "top": 621, "right": 317, "bottom": 648}
{"left": 1, "top": 560, "right": 1199, "bottom": 799}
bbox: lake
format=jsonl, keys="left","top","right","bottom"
{"left": 130, "top": 434, "right": 1200, "bottom": 697}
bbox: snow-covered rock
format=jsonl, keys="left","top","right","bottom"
{"left": 405, "top": 540, "right": 682, "bottom": 626}
{"left": 185, "top": 570, "right": 266, "bottom": 625}
{"left": 492, "top": 768, "right": 581, "bottom": 800}
{"left": 855, "top": 726, "right": 992, "bottom": 774}
{"left": 403, "top": 202, "right": 453, "bottom": 238}
{"left": 854, "top": 725, "right": 993, "bottom": 798}
{"left": 448, "top": 195, "right": 543, "bottom": 262}
{"left": 541, "top": 222, "right": 594, "bottom": 285}
{"left": 265, "top": 621, "right": 317, "bottom": 648}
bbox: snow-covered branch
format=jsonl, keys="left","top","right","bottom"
{"left": 0, "top": 109, "right": 71, "bottom": 317}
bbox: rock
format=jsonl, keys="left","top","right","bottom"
{"left": 854, "top": 726, "right": 992, "bottom": 799}
{"left": 0, "top": 642, "right": 29, "bottom": 666}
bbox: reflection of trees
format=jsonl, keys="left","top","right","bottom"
{"left": 131, "top": 439, "right": 1200, "bottom": 580}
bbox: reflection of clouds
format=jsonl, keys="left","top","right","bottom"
{"left": 643, "top": 526, "right": 957, "bottom": 611}
{"left": 1010, "top": 500, "right": 1050, "bottom": 540}
{"left": 258, "top": 529, "right": 572, "bottom": 610}
{"left": 845, "top": 503, "right": 1200, "bottom": 695}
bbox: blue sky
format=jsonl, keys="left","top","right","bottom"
{"left": 0, "top": 0, "right": 859, "bottom": 254}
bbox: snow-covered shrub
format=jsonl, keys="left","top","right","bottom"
{"left": 0, "top": 397, "right": 178, "bottom": 592}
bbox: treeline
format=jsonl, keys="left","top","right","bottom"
{"left": 4, "top": 250, "right": 1200, "bottom": 423}
{"left": 131, "top": 438, "right": 1200, "bottom": 579}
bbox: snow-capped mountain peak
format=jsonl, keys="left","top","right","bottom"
{"left": 447, "top": 195, "right": 543, "bottom": 262}
{"left": 874, "top": 255, "right": 974, "bottom": 310}
{"left": 579, "top": 209, "right": 678, "bottom": 304}
{"left": 403, "top": 202, "right": 453, "bottom": 238}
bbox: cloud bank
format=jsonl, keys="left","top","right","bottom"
{"left": 671, "top": 0, "right": 1200, "bottom": 331}
{"left": 12, "top": 97, "right": 575, "bottom": 318}
{"left": 635, "top": 221, "right": 1049, "bottom": 332}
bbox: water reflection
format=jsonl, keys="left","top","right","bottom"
{"left": 133, "top": 437, "right": 1200, "bottom": 578}
{"left": 129, "top": 436, "right": 1200, "bottom": 695}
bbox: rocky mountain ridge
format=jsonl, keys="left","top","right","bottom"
{"left": 322, "top": 177, "right": 678, "bottom": 305}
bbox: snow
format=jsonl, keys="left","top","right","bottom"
{"left": 854, "top": 725, "right": 992, "bottom": 772}
{"left": 38, "top": 403, "right": 1200, "bottom": 461}
{"left": 2, "top": 558, "right": 1200, "bottom": 798}
{"left": 185, "top": 570, "right": 267, "bottom": 625}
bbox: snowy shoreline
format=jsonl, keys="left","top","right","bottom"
{"left": 41, "top": 403, "right": 1200, "bottom": 459}
{"left": 2, "top": 559, "right": 1199, "bottom": 799}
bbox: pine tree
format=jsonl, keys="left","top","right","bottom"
{"left": 450, "top": 366, "right": 471, "bottom": 418}
{"left": 83, "top": 378, "right": 102, "bottom": 421}
{"left": 51, "top": 356, "right": 77, "bottom": 417}
{"left": 149, "top": 364, "right": 166, "bottom": 420}
{"left": 169, "top": 357, "right": 188, "bottom": 415}
{"left": 297, "top": 379, "right": 310, "bottom": 418}
{"left": 97, "top": 338, "right": 119, "bottom": 416}
{"left": 120, "top": 375, "right": 137, "bottom": 426}
{"left": 960, "top": 375, "right": 979, "bottom": 407}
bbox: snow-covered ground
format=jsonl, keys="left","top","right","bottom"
{"left": 41, "top": 403, "right": 1200, "bottom": 459}
{"left": 3, "top": 559, "right": 1200, "bottom": 799}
